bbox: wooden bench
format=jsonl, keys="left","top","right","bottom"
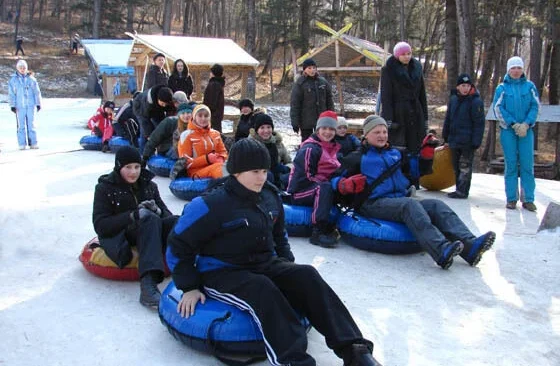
{"left": 482, "top": 105, "right": 560, "bottom": 179}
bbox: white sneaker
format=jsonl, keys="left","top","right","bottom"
{"left": 19, "top": 146, "right": 26, "bottom": 150}
{"left": 30, "top": 145, "right": 39, "bottom": 149}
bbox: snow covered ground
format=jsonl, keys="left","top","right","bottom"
{"left": 0, "top": 98, "right": 559, "bottom": 366}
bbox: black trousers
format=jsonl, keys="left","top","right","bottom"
{"left": 451, "top": 147, "right": 475, "bottom": 196}
{"left": 101, "top": 212, "right": 177, "bottom": 280}
{"left": 300, "top": 128, "right": 314, "bottom": 142}
{"left": 202, "top": 258, "right": 372, "bottom": 366}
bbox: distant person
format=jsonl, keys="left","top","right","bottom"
{"left": 442, "top": 74, "right": 486, "bottom": 199}
{"left": 168, "top": 59, "right": 193, "bottom": 100}
{"left": 203, "top": 64, "right": 225, "bottom": 133}
{"left": 93, "top": 146, "right": 178, "bottom": 308}
{"left": 145, "top": 53, "right": 169, "bottom": 90}
{"left": 334, "top": 116, "right": 361, "bottom": 161}
{"left": 492, "top": 56, "right": 540, "bottom": 211}
{"left": 14, "top": 37, "right": 24, "bottom": 56}
{"left": 8, "top": 59, "right": 42, "bottom": 150}
{"left": 290, "top": 58, "right": 334, "bottom": 142}
{"left": 234, "top": 98, "right": 255, "bottom": 141}
{"left": 380, "top": 42, "right": 428, "bottom": 187}
{"left": 7, "top": 10, "right": 13, "bottom": 22}
{"left": 113, "top": 98, "right": 139, "bottom": 147}
{"left": 132, "top": 84, "right": 174, "bottom": 152}
{"left": 333, "top": 115, "right": 496, "bottom": 270}
{"left": 87, "top": 101, "right": 115, "bottom": 153}
{"left": 71, "top": 33, "right": 80, "bottom": 54}
{"left": 127, "top": 75, "right": 137, "bottom": 95}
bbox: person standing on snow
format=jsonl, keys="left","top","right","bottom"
{"left": 202, "top": 64, "right": 225, "bottom": 133}
{"left": 8, "top": 59, "right": 42, "bottom": 150}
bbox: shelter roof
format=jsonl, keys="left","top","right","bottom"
{"left": 81, "top": 39, "right": 134, "bottom": 69}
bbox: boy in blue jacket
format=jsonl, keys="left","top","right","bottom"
{"left": 442, "top": 73, "right": 485, "bottom": 199}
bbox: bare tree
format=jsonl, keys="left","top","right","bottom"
{"left": 246, "top": 0, "right": 256, "bottom": 99}
{"left": 456, "top": 0, "right": 474, "bottom": 76}
{"left": 162, "top": 0, "right": 172, "bottom": 35}
{"left": 92, "top": 0, "right": 101, "bottom": 38}
{"left": 445, "top": 0, "right": 458, "bottom": 92}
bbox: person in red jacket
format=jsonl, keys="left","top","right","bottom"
{"left": 88, "top": 101, "right": 115, "bottom": 152}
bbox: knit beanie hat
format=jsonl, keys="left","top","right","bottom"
{"left": 393, "top": 42, "right": 412, "bottom": 58}
{"left": 157, "top": 87, "right": 174, "bottom": 104}
{"left": 316, "top": 110, "right": 338, "bottom": 129}
{"left": 16, "top": 59, "right": 28, "bottom": 69}
{"left": 253, "top": 113, "right": 274, "bottom": 131}
{"left": 103, "top": 100, "right": 115, "bottom": 110}
{"left": 507, "top": 56, "right": 524, "bottom": 71}
{"left": 192, "top": 104, "right": 211, "bottom": 119}
{"left": 302, "top": 58, "right": 317, "bottom": 70}
{"left": 238, "top": 98, "right": 255, "bottom": 110}
{"left": 210, "top": 63, "right": 224, "bottom": 77}
{"left": 173, "top": 91, "right": 188, "bottom": 104}
{"left": 114, "top": 146, "right": 142, "bottom": 172}
{"left": 177, "top": 102, "right": 193, "bottom": 115}
{"left": 363, "top": 115, "right": 388, "bottom": 136}
{"left": 337, "top": 116, "right": 348, "bottom": 127}
{"left": 456, "top": 73, "right": 473, "bottom": 86}
{"left": 226, "top": 139, "right": 271, "bottom": 174}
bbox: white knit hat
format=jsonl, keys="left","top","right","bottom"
{"left": 16, "top": 59, "right": 28, "bottom": 69}
{"left": 507, "top": 56, "right": 524, "bottom": 72}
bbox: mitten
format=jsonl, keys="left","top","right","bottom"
{"left": 292, "top": 125, "right": 300, "bottom": 134}
{"left": 337, "top": 174, "right": 367, "bottom": 195}
{"left": 138, "top": 199, "right": 162, "bottom": 216}
{"left": 36, "top": 105, "right": 41, "bottom": 112}
{"left": 515, "top": 123, "right": 529, "bottom": 138}
{"left": 207, "top": 152, "right": 224, "bottom": 164}
{"left": 11, "top": 107, "right": 16, "bottom": 113}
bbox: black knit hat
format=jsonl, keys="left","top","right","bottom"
{"left": 456, "top": 73, "right": 473, "bottom": 86}
{"left": 302, "top": 58, "right": 317, "bottom": 70}
{"left": 157, "top": 87, "right": 174, "bottom": 104}
{"left": 210, "top": 63, "right": 224, "bottom": 77}
{"left": 253, "top": 113, "right": 274, "bottom": 131}
{"left": 114, "top": 146, "right": 142, "bottom": 172}
{"left": 226, "top": 139, "right": 271, "bottom": 174}
{"left": 238, "top": 98, "right": 254, "bottom": 110}
{"left": 103, "top": 101, "right": 115, "bottom": 110}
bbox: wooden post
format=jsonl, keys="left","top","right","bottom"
{"left": 193, "top": 70, "right": 202, "bottom": 102}
{"left": 241, "top": 69, "right": 248, "bottom": 99}
{"left": 556, "top": 123, "right": 560, "bottom": 170}
{"left": 335, "top": 40, "right": 344, "bottom": 113}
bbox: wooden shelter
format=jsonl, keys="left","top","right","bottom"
{"left": 81, "top": 39, "right": 135, "bottom": 107}
{"left": 125, "top": 33, "right": 259, "bottom": 101}
{"left": 287, "top": 22, "right": 390, "bottom": 114}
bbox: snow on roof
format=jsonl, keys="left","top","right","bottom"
{"left": 127, "top": 33, "right": 259, "bottom": 67}
{"left": 81, "top": 39, "right": 134, "bottom": 68}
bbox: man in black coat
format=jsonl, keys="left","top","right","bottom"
{"left": 290, "top": 58, "right": 335, "bottom": 142}
{"left": 203, "top": 63, "right": 225, "bottom": 133}
{"left": 93, "top": 146, "right": 177, "bottom": 308}
{"left": 145, "top": 53, "right": 169, "bottom": 90}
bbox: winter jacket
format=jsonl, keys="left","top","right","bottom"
{"left": 203, "top": 76, "right": 225, "bottom": 131}
{"left": 235, "top": 113, "right": 254, "bottom": 141}
{"left": 87, "top": 107, "right": 114, "bottom": 142}
{"left": 8, "top": 71, "right": 42, "bottom": 109}
{"left": 168, "top": 73, "right": 193, "bottom": 99}
{"left": 492, "top": 73, "right": 540, "bottom": 129}
{"left": 132, "top": 85, "right": 171, "bottom": 122}
{"left": 442, "top": 88, "right": 486, "bottom": 149}
{"left": 287, "top": 135, "right": 340, "bottom": 194}
{"left": 166, "top": 176, "right": 294, "bottom": 292}
{"left": 249, "top": 130, "right": 292, "bottom": 166}
{"left": 290, "top": 73, "right": 334, "bottom": 130}
{"left": 335, "top": 133, "right": 361, "bottom": 159}
{"left": 142, "top": 116, "right": 178, "bottom": 158}
{"left": 92, "top": 169, "right": 172, "bottom": 240}
{"left": 178, "top": 120, "right": 228, "bottom": 177}
{"left": 380, "top": 56, "right": 428, "bottom": 152}
{"left": 145, "top": 64, "right": 169, "bottom": 90}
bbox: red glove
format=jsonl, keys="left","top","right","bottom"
{"left": 207, "top": 152, "right": 224, "bottom": 164}
{"left": 337, "top": 174, "right": 367, "bottom": 195}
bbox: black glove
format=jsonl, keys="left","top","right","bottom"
{"left": 36, "top": 105, "right": 41, "bottom": 112}
{"left": 93, "top": 126, "right": 102, "bottom": 137}
{"left": 276, "top": 246, "right": 295, "bottom": 262}
{"left": 138, "top": 199, "right": 162, "bottom": 216}
{"left": 292, "top": 125, "right": 300, "bottom": 134}
{"left": 11, "top": 107, "right": 16, "bottom": 113}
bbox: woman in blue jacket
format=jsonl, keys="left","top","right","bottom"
{"left": 492, "top": 56, "right": 540, "bottom": 211}
{"left": 8, "top": 59, "right": 42, "bottom": 150}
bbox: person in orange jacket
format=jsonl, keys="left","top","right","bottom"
{"left": 177, "top": 104, "right": 228, "bottom": 179}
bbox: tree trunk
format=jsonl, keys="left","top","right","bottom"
{"left": 162, "top": 0, "right": 172, "bottom": 35}
{"left": 445, "top": 0, "right": 458, "bottom": 93}
{"left": 299, "top": 0, "right": 310, "bottom": 53}
{"left": 92, "top": 0, "right": 101, "bottom": 38}
{"left": 399, "top": 0, "right": 405, "bottom": 40}
{"left": 245, "top": 0, "right": 256, "bottom": 99}
{"left": 38, "top": 0, "right": 45, "bottom": 22}
{"left": 182, "top": 0, "right": 191, "bottom": 35}
{"left": 126, "top": 0, "right": 134, "bottom": 32}
{"left": 530, "top": 1, "right": 546, "bottom": 95}
{"left": 13, "top": 0, "right": 22, "bottom": 44}
{"left": 456, "top": 0, "right": 474, "bottom": 76}
{"left": 550, "top": 4, "right": 560, "bottom": 105}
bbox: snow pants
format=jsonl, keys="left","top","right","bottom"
{"left": 451, "top": 147, "right": 475, "bottom": 196}
{"left": 290, "top": 181, "right": 334, "bottom": 226}
{"left": 189, "top": 163, "right": 224, "bottom": 179}
{"left": 359, "top": 197, "right": 477, "bottom": 262}
{"left": 499, "top": 127, "right": 535, "bottom": 203}
{"left": 201, "top": 258, "right": 373, "bottom": 366}
{"left": 16, "top": 106, "right": 37, "bottom": 147}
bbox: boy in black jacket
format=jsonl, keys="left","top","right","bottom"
{"left": 167, "top": 139, "right": 382, "bottom": 366}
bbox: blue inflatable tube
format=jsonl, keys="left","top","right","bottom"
{"left": 159, "top": 281, "right": 310, "bottom": 364}
{"left": 169, "top": 177, "right": 213, "bottom": 201}
{"left": 108, "top": 136, "right": 132, "bottom": 153}
{"left": 283, "top": 204, "right": 339, "bottom": 237}
{"left": 337, "top": 213, "right": 422, "bottom": 254}
{"left": 79, "top": 135, "right": 102, "bottom": 150}
{"left": 147, "top": 155, "right": 176, "bottom": 177}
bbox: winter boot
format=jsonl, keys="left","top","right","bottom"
{"left": 522, "top": 202, "right": 537, "bottom": 212}
{"left": 101, "top": 141, "right": 109, "bottom": 153}
{"left": 310, "top": 226, "right": 338, "bottom": 248}
{"left": 506, "top": 201, "right": 517, "bottom": 209}
{"left": 447, "top": 191, "right": 467, "bottom": 199}
{"left": 343, "top": 344, "right": 383, "bottom": 366}
{"left": 139, "top": 273, "right": 161, "bottom": 309}
{"left": 436, "top": 241, "right": 464, "bottom": 270}
{"left": 463, "top": 231, "right": 496, "bottom": 266}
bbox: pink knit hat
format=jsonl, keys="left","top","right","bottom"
{"left": 393, "top": 42, "right": 412, "bottom": 58}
